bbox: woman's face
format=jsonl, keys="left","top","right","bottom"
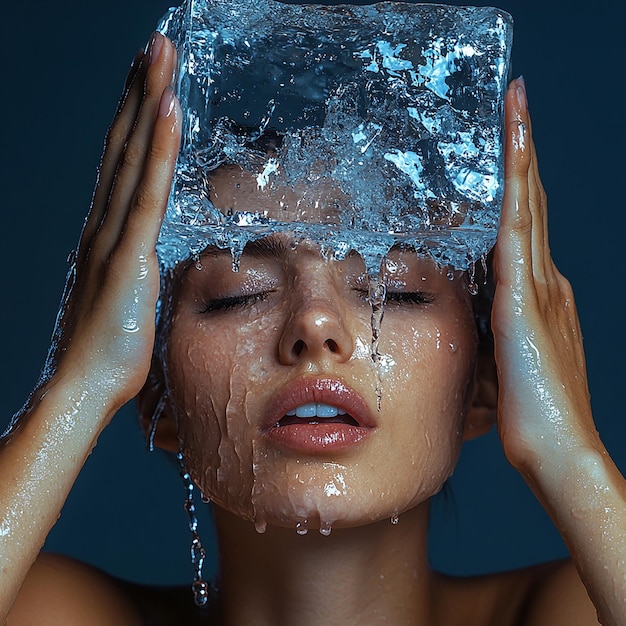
{"left": 163, "top": 170, "right": 480, "bottom": 533}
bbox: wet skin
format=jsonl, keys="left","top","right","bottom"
{"left": 164, "top": 237, "right": 480, "bottom": 532}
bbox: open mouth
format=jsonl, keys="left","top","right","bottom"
{"left": 277, "top": 403, "right": 360, "bottom": 427}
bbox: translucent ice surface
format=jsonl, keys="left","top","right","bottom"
{"left": 156, "top": 0, "right": 513, "bottom": 274}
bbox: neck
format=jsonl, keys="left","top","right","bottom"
{"left": 213, "top": 505, "right": 434, "bottom": 626}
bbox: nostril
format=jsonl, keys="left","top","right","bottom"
{"left": 325, "top": 339, "right": 339, "bottom": 353}
{"left": 293, "top": 339, "right": 305, "bottom": 357}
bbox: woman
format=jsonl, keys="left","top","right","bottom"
{"left": 1, "top": 29, "right": 624, "bottom": 626}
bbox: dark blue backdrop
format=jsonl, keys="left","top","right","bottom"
{"left": 1, "top": 0, "right": 624, "bottom": 584}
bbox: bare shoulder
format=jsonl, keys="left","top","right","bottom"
{"left": 519, "top": 559, "right": 601, "bottom": 626}
{"left": 7, "top": 552, "right": 144, "bottom": 626}
{"left": 433, "top": 560, "right": 600, "bottom": 626}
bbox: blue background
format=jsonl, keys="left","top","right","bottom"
{"left": 1, "top": 0, "right": 624, "bottom": 584}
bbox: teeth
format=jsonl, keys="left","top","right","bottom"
{"left": 289, "top": 403, "right": 347, "bottom": 418}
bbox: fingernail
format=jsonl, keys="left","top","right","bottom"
{"left": 149, "top": 32, "right": 165, "bottom": 65}
{"left": 159, "top": 86, "right": 176, "bottom": 118}
{"left": 515, "top": 75, "right": 527, "bottom": 112}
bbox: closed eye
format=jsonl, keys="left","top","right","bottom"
{"left": 197, "top": 291, "right": 274, "bottom": 313}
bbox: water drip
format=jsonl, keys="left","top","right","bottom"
{"left": 230, "top": 240, "right": 246, "bottom": 272}
{"left": 467, "top": 261, "right": 478, "bottom": 296}
{"left": 319, "top": 520, "right": 333, "bottom": 536}
{"left": 390, "top": 513, "right": 399, "bottom": 525}
{"left": 146, "top": 394, "right": 166, "bottom": 452}
{"left": 367, "top": 274, "right": 386, "bottom": 411}
{"left": 254, "top": 518, "right": 268, "bottom": 534}
{"left": 296, "top": 521, "right": 309, "bottom": 535}
{"left": 178, "top": 452, "right": 209, "bottom": 607}
{"left": 479, "top": 254, "right": 488, "bottom": 284}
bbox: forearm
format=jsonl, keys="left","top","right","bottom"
{"left": 522, "top": 436, "right": 626, "bottom": 626}
{"left": 0, "top": 376, "right": 114, "bottom": 622}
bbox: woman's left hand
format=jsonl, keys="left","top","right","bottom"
{"left": 492, "top": 78, "right": 626, "bottom": 626}
{"left": 492, "top": 78, "right": 596, "bottom": 471}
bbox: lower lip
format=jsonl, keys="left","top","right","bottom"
{"left": 264, "top": 423, "right": 370, "bottom": 453}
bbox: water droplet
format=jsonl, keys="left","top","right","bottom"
{"left": 192, "top": 580, "right": 210, "bottom": 607}
{"left": 468, "top": 281, "right": 478, "bottom": 296}
{"left": 446, "top": 268, "right": 454, "bottom": 281}
{"left": 296, "top": 521, "right": 309, "bottom": 535}
{"left": 319, "top": 521, "right": 333, "bottom": 536}
{"left": 195, "top": 260, "right": 203, "bottom": 271}
{"left": 200, "top": 491, "right": 211, "bottom": 504}
{"left": 254, "top": 518, "right": 267, "bottom": 534}
{"left": 122, "top": 319, "right": 139, "bottom": 333}
{"left": 390, "top": 513, "right": 399, "bottom": 525}
{"left": 448, "top": 342, "right": 457, "bottom": 353}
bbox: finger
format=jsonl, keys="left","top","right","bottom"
{"left": 494, "top": 78, "right": 534, "bottom": 293}
{"left": 527, "top": 125, "right": 555, "bottom": 284}
{"left": 79, "top": 47, "right": 148, "bottom": 261}
{"left": 520, "top": 86, "right": 552, "bottom": 286}
{"left": 93, "top": 33, "right": 176, "bottom": 261}
{"left": 111, "top": 88, "right": 181, "bottom": 272}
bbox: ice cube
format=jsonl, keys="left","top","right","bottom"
{"left": 156, "top": 0, "right": 513, "bottom": 274}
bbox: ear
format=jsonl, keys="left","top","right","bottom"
{"left": 137, "top": 357, "right": 179, "bottom": 453}
{"left": 463, "top": 348, "right": 498, "bottom": 441}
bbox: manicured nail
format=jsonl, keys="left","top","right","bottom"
{"left": 515, "top": 75, "right": 527, "bottom": 112}
{"left": 159, "top": 86, "right": 176, "bottom": 118}
{"left": 149, "top": 32, "right": 165, "bottom": 65}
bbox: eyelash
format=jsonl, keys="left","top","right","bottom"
{"left": 199, "top": 289, "right": 435, "bottom": 314}
{"left": 356, "top": 290, "right": 436, "bottom": 306}
{"left": 386, "top": 291, "right": 436, "bottom": 305}
{"left": 198, "top": 291, "right": 273, "bottom": 313}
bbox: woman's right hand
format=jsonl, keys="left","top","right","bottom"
{"left": 0, "top": 34, "right": 181, "bottom": 623}
{"left": 41, "top": 32, "right": 181, "bottom": 418}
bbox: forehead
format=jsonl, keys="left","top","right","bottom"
{"left": 208, "top": 164, "right": 348, "bottom": 225}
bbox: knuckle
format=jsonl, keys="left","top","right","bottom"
{"left": 121, "top": 140, "right": 144, "bottom": 169}
{"left": 105, "top": 120, "right": 130, "bottom": 152}
{"left": 147, "top": 139, "right": 171, "bottom": 164}
{"left": 131, "top": 185, "right": 156, "bottom": 214}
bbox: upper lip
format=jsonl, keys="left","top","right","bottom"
{"left": 263, "top": 377, "right": 375, "bottom": 430}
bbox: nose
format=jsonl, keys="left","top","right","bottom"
{"left": 278, "top": 283, "right": 354, "bottom": 366}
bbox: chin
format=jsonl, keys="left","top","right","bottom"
{"left": 207, "top": 461, "right": 451, "bottom": 535}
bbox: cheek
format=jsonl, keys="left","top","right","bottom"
{"left": 377, "top": 312, "right": 478, "bottom": 497}
{"left": 380, "top": 312, "right": 477, "bottom": 413}
{"left": 165, "top": 313, "right": 280, "bottom": 522}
